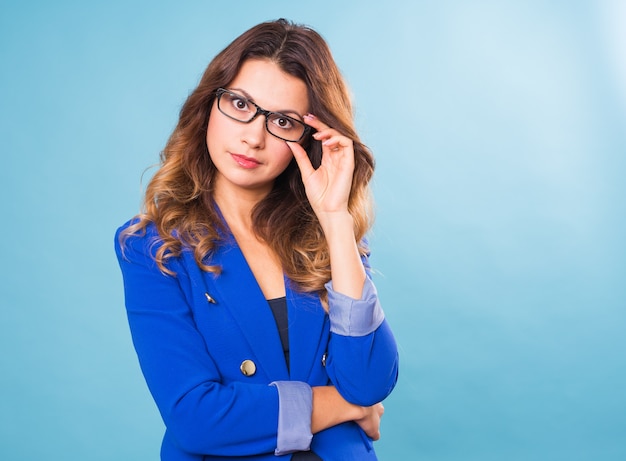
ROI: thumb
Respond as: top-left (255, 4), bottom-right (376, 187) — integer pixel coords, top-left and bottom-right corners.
top-left (286, 141), bottom-right (315, 179)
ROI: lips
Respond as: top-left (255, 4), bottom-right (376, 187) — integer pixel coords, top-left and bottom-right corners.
top-left (231, 153), bottom-right (261, 169)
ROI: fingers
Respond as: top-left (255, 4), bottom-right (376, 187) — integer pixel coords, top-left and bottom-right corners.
top-left (304, 114), bottom-right (353, 152)
top-left (356, 402), bottom-right (385, 441)
top-left (289, 113), bottom-right (355, 214)
top-left (302, 113), bottom-right (327, 131)
top-left (317, 134), bottom-right (352, 152)
top-left (372, 403), bottom-right (384, 440)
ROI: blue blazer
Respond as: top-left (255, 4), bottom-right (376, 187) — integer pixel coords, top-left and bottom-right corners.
top-left (115, 220), bottom-right (398, 461)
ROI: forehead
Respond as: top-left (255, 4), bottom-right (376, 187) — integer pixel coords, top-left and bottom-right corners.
top-left (228, 59), bottom-right (309, 113)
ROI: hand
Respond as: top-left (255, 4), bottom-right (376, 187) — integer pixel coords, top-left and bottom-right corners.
top-left (354, 402), bottom-right (384, 441)
top-left (286, 114), bottom-right (355, 218)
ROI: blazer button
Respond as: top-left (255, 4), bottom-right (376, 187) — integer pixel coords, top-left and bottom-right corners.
top-left (240, 359), bottom-right (256, 377)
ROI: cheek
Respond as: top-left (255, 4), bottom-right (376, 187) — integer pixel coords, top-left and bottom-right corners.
top-left (272, 142), bottom-right (296, 170)
top-left (206, 108), bottom-right (228, 157)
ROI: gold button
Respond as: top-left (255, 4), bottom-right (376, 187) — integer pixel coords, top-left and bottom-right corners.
top-left (240, 359), bottom-right (256, 377)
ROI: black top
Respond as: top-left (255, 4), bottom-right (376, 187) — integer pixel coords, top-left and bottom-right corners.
top-left (267, 296), bottom-right (290, 371)
top-left (266, 296), bottom-right (324, 461)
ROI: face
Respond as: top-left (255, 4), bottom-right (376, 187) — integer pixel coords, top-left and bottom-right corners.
top-left (206, 59), bottom-right (309, 198)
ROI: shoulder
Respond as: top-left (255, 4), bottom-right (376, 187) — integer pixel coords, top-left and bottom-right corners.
top-left (114, 218), bottom-right (170, 271)
top-left (113, 218), bottom-right (209, 281)
top-left (115, 217), bottom-right (160, 252)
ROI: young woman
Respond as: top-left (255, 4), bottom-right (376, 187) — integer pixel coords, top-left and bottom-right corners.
top-left (115, 19), bottom-right (398, 461)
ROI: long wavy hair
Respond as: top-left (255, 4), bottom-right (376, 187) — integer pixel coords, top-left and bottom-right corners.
top-left (122, 19), bottom-right (375, 295)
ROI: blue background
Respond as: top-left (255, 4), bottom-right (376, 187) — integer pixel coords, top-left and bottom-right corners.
top-left (2, 1), bottom-right (625, 459)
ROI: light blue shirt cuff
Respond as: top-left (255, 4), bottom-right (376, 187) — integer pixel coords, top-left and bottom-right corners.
top-left (269, 381), bottom-right (313, 455)
top-left (325, 277), bottom-right (385, 337)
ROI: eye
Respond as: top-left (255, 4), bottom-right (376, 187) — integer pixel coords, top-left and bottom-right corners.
top-left (271, 115), bottom-right (295, 131)
top-left (230, 96), bottom-right (250, 112)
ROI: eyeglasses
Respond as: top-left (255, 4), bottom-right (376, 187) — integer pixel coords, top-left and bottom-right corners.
top-left (215, 88), bottom-right (311, 142)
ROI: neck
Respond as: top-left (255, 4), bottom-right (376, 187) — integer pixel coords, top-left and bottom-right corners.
top-left (213, 178), bottom-right (272, 235)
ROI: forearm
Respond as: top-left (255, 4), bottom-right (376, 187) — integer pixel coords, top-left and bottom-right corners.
top-left (311, 385), bottom-right (364, 433)
top-left (318, 211), bottom-right (365, 300)
top-left (316, 213), bottom-right (399, 406)
top-left (272, 383), bottom-right (367, 455)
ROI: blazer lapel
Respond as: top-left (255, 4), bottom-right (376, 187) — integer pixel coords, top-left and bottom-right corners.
top-left (195, 203), bottom-right (328, 384)
top-left (203, 238), bottom-right (289, 381)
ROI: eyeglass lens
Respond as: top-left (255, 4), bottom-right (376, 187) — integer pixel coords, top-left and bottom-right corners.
top-left (217, 90), bottom-right (307, 142)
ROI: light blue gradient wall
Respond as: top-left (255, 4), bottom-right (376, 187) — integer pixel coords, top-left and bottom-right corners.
top-left (1, 1), bottom-right (625, 460)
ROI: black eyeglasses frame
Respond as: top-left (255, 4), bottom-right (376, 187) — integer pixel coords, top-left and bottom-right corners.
top-left (215, 88), bottom-right (312, 143)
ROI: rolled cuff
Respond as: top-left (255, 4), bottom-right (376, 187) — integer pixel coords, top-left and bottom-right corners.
top-left (325, 277), bottom-right (385, 337)
top-left (269, 381), bottom-right (313, 455)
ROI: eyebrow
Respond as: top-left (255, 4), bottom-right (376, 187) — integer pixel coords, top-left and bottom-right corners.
top-left (228, 87), bottom-right (304, 120)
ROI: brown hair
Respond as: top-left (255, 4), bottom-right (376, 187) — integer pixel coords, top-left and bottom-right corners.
top-left (122, 19), bottom-right (375, 294)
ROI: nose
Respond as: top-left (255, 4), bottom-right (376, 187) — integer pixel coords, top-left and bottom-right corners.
top-left (241, 113), bottom-right (267, 149)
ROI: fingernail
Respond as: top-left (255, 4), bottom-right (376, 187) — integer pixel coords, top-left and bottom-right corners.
top-left (304, 113), bottom-right (316, 120)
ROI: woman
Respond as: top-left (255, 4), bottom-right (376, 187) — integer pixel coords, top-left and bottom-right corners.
top-left (115, 19), bottom-right (398, 461)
